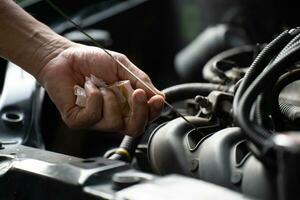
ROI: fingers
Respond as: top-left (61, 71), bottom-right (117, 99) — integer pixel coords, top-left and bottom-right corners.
top-left (148, 94), bottom-right (165, 121)
top-left (85, 88), bottom-right (164, 135)
top-left (92, 88), bottom-right (124, 131)
top-left (123, 89), bottom-right (149, 136)
top-left (60, 49), bottom-right (165, 134)
top-left (84, 81), bottom-right (103, 119)
top-left (64, 85), bottom-right (163, 135)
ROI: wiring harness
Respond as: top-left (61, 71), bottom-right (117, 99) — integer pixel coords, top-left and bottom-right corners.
top-left (234, 28), bottom-right (300, 164)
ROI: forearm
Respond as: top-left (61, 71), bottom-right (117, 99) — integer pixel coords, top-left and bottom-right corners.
top-left (0, 0), bottom-right (72, 77)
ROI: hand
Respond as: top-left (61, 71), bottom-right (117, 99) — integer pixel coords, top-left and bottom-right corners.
top-left (37, 43), bottom-right (165, 136)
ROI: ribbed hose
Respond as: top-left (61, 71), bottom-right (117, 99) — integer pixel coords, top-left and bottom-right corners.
top-left (254, 34), bottom-right (298, 125)
top-left (255, 86), bottom-right (275, 128)
top-left (275, 33), bottom-right (300, 60)
top-left (237, 45), bottom-right (300, 159)
top-left (279, 101), bottom-right (300, 122)
top-left (233, 30), bottom-right (293, 117)
top-left (254, 95), bottom-right (264, 125)
top-left (256, 68), bottom-right (300, 130)
top-left (109, 83), bottom-right (229, 162)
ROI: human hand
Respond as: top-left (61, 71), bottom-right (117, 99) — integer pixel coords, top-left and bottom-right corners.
top-left (37, 43), bottom-right (165, 136)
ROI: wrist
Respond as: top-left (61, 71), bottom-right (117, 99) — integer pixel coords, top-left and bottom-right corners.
top-left (0, 0), bottom-right (73, 77)
top-left (27, 31), bottom-right (74, 78)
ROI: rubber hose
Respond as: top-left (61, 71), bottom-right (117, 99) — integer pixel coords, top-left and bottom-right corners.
top-left (237, 45), bottom-right (300, 159)
top-left (275, 33), bottom-right (300, 60)
top-left (233, 30), bottom-right (294, 117)
top-left (119, 135), bottom-right (140, 156)
top-left (109, 135), bottom-right (142, 161)
top-left (270, 69), bottom-right (300, 127)
top-left (256, 48), bottom-right (300, 129)
top-left (254, 95), bottom-right (264, 125)
top-left (236, 30), bottom-right (298, 137)
top-left (279, 101), bottom-right (300, 122)
top-left (163, 83), bottom-right (230, 103)
top-left (256, 34), bottom-right (300, 125)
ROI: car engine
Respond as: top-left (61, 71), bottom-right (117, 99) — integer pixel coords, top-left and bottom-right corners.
top-left (1, 0), bottom-right (300, 200)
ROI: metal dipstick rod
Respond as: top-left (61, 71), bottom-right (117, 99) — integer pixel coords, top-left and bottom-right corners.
top-left (45, 0), bottom-right (197, 129)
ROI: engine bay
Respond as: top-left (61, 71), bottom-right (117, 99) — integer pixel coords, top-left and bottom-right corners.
top-left (1, 0), bottom-right (300, 199)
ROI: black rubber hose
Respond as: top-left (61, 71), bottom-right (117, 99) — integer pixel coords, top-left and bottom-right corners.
top-left (237, 45), bottom-right (300, 158)
top-left (255, 87), bottom-right (276, 128)
top-left (233, 30), bottom-right (294, 117)
top-left (256, 68), bottom-right (300, 130)
top-left (109, 135), bottom-right (142, 162)
top-left (255, 35), bottom-right (300, 128)
top-left (235, 30), bottom-right (299, 144)
top-left (163, 83), bottom-right (230, 103)
top-left (270, 69), bottom-right (300, 127)
top-left (275, 33), bottom-right (300, 60)
top-left (254, 95), bottom-right (264, 125)
top-left (119, 135), bottom-right (140, 156)
top-left (274, 39), bottom-right (300, 64)
top-left (110, 83), bottom-right (229, 162)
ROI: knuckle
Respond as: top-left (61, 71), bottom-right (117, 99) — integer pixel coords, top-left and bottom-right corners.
top-left (118, 54), bottom-right (128, 63)
top-left (62, 108), bottom-right (81, 129)
top-left (114, 53), bottom-right (128, 64)
top-left (140, 73), bottom-right (151, 83)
